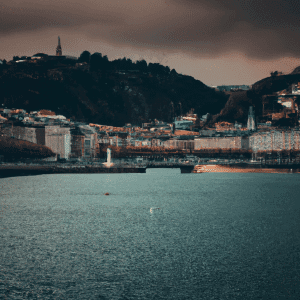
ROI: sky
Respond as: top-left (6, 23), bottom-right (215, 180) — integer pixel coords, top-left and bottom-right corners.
top-left (1, 0), bottom-right (300, 86)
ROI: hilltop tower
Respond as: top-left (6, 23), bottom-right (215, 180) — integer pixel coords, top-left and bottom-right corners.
top-left (247, 106), bottom-right (256, 131)
top-left (56, 36), bottom-right (62, 56)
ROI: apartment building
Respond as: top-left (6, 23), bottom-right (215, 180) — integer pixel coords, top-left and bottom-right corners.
top-left (70, 125), bottom-right (97, 159)
top-left (249, 130), bottom-right (300, 151)
top-left (194, 136), bottom-right (249, 150)
top-left (45, 126), bottom-right (71, 159)
top-left (164, 139), bottom-right (195, 150)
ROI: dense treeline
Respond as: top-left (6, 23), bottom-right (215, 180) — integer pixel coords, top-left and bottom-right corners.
top-left (0, 136), bottom-right (55, 160)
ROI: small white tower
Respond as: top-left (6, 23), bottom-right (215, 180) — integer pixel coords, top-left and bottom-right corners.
top-left (247, 106), bottom-right (256, 131)
top-left (107, 148), bottom-right (112, 166)
top-left (103, 148), bottom-right (113, 167)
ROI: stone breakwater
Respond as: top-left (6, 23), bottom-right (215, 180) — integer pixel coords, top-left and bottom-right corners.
top-left (0, 165), bottom-right (146, 178)
top-left (1, 162), bottom-right (300, 178)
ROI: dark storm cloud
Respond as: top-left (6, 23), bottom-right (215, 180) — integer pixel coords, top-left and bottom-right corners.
top-left (0, 1), bottom-right (124, 34)
top-left (2, 0), bottom-right (300, 59)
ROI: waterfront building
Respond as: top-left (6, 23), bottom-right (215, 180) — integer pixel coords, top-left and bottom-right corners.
top-left (133, 137), bottom-right (152, 147)
top-left (249, 130), bottom-right (300, 151)
top-left (1, 125), bottom-right (45, 145)
top-left (70, 132), bottom-right (85, 159)
top-left (150, 138), bottom-right (164, 147)
top-left (46, 133), bottom-right (71, 159)
top-left (194, 136), bottom-right (249, 150)
top-left (45, 126), bottom-right (71, 159)
top-left (70, 125), bottom-right (97, 159)
top-left (109, 136), bottom-right (126, 147)
top-left (164, 138), bottom-right (195, 150)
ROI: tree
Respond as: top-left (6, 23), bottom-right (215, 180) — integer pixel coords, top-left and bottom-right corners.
top-left (102, 55), bottom-right (110, 71)
top-left (0, 136), bottom-right (55, 160)
top-left (90, 52), bottom-right (102, 71)
top-left (90, 53), bottom-right (111, 72)
top-left (78, 51), bottom-right (91, 63)
top-left (270, 71), bottom-right (283, 77)
top-left (170, 69), bottom-right (177, 76)
top-left (136, 59), bottom-right (147, 72)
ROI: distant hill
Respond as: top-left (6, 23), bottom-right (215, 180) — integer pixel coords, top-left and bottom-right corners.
top-left (290, 66), bottom-right (300, 74)
top-left (216, 85), bottom-right (251, 92)
top-left (211, 91), bottom-right (254, 124)
top-left (0, 54), bottom-right (229, 126)
top-left (211, 72), bottom-right (300, 125)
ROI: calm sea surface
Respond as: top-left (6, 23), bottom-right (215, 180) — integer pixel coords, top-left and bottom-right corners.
top-left (1, 169), bottom-right (300, 300)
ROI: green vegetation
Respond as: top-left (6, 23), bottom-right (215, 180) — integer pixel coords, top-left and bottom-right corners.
top-left (0, 136), bottom-right (55, 160)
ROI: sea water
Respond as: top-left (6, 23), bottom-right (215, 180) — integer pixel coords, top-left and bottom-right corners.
top-left (1, 169), bottom-right (300, 299)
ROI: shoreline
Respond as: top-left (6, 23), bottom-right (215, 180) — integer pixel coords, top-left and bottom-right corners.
top-left (0, 162), bottom-right (300, 178)
top-left (0, 164), bottom-right (147, 178)
top-left (193, 164), bottom-right (300, 173)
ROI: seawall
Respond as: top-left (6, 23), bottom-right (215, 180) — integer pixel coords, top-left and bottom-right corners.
top-left (0, 165), bottom-right (146, 178)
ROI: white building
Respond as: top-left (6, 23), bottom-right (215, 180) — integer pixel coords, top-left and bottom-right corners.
top-left (45, 126), bottom-right (71, 159)
top-left (249, 130), bottom-right (300, 151)
top-left (45, 133), bottom-right (71, 159)
top-left (194, 136), bottom-right (249, 150)
top-left (174, 120), bottom-right (193, 130)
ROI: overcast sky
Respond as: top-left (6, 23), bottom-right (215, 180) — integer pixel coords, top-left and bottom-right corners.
top-left (1, 0), bottom-right (300, 85)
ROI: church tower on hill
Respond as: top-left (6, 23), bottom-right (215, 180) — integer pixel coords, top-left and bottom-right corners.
top-left (56, 36), bottom-right (62, 56)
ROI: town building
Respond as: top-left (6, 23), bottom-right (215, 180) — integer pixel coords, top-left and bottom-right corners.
top-left (164, 138), bottom-right (195, 150)
top-left (45, 126), bottom-right (71, 159)
top-left (249, 130), bottom-right (300, 151)
top-left (194, 136), bottom-right (249, 150)
top-left (70, 125), bottom-right (97, 159)
top-left (1, 124), bottom-right (45, 145)
top-left (174, 119), bottom-right (193, 130)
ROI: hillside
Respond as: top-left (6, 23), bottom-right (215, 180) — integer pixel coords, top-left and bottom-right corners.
top-left (211, 71), bottom-right (300, 125)
top-left (0, 54), bottom-right (229, 126)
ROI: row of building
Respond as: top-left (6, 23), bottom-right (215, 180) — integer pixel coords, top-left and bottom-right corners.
top-left (97, 128), bottom-right (300, 153)
top-left (1, 124), bottom-right (97, 160)
top-left (4, 122), bottom-right (300, 160)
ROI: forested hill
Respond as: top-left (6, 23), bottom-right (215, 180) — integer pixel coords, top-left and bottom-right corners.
top-left (211, 70), bottom-right (300, 125)
top-left (0, 52), bottom-right (228, 126)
